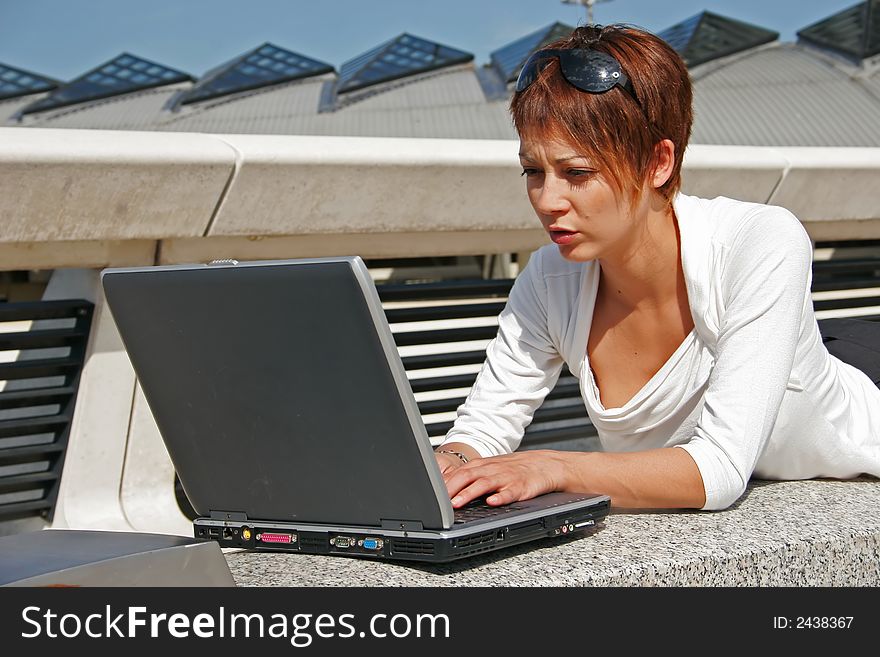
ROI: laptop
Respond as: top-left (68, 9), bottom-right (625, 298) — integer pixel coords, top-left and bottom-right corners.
top-left (101, 256), bottom-right (610, 563)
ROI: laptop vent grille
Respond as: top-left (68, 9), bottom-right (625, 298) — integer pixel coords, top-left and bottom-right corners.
top-left (453, 530), bottom-right (495, 549)
top-left (390, 538), bottom-right (435, 555)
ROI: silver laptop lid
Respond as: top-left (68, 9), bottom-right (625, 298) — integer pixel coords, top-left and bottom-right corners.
top-left (102, 256), bottom-right (454, 530)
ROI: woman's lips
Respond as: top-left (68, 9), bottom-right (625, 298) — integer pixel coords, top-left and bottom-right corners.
top-left (549, 230), bottom-right (577, 245)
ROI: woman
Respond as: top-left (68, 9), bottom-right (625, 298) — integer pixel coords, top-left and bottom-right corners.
top-left (433, 24), bottom-right (880, 511)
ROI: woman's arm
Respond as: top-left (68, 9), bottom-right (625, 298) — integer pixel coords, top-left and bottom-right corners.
top-left (437, 249), bottom-right (566, 459)
top-left (444, 446), bottom-right (706, 508)
top-left (675, 206), bottom-right (813, 509)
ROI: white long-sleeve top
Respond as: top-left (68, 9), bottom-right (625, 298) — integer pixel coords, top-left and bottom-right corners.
top-left (442, 193), bottom-right (880, 510)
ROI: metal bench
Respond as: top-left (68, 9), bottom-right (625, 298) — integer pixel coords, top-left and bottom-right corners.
top-left (0, 299), bottom-right (94, 534)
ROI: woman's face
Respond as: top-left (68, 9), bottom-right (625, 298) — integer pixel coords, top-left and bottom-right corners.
top-left (519, 134), bottom-right (648, 263)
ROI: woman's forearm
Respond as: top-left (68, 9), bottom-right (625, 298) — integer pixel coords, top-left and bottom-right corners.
top-left (564, 447), bottom-right (707, 509)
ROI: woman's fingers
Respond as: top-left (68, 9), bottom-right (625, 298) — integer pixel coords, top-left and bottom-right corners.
top-left (443, 452), bottom-right (558, 507)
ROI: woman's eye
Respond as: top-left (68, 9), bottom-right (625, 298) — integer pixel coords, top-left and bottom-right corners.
top-left (566, 169), bottom-right (594, 178)
top-left (520, 168), bottom-right (540, 177)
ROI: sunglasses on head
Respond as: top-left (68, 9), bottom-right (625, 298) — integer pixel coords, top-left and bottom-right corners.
top-left (515, 48), bottom-right (643, 110)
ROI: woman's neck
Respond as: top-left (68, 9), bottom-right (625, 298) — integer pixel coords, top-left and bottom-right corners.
top-left (597, 202), bottom-right (683, 312)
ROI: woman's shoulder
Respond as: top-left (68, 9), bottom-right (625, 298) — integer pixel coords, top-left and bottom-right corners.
top-left (677, 193), bottom-right (810, 251)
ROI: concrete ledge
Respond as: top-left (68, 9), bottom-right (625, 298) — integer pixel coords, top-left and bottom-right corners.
top-left (3, 129), bottom-right (880, 272)
top-left (0, 127), bottom-right (235, 242)
top-left (225, 477), bottom-right (880, 586)
top-left (769, 147), bottom-right (880, 222)
top-left (209, 135), bottom-right (537, 236)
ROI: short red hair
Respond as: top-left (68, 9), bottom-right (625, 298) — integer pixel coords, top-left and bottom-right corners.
top-left (510, 24), bottom-right (693, 204)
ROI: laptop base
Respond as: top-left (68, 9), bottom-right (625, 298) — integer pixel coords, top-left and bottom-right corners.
top-left (194, 497), bottom-right (610, 563)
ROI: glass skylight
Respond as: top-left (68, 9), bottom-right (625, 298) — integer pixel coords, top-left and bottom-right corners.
top-left (338, 33), bottom-right (473, 93)
top-left (0, 63), bottom-right (58, 101)
top-left (21, 53), bottom-right (192, 115)
top-left (179, 43), bottom-right (334, 105)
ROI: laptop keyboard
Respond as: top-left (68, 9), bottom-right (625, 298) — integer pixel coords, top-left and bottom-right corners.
top-left (453, 498), bottom-right (526, 524)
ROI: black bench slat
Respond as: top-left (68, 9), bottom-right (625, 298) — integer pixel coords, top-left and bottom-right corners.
top-left (812, 258), bottom-right (880, 275)
top-left (0, 499), bottom-right (53, 521)
top-left (0, 386), bottom-right (76, 411)
top-left (393, 325), bottom-right (498, 347)
top-left (0, 415), bottom-right (71, 439)
top-left (0, 328), bottom-right (89, 351)
top-left (0, 471), bottom-right (59, 491)
top-left (378, 279), bottom-right (514, 302)
top-left (401, 350), bottom-right (487, 371)
top-left (408, 373), bottom-right (477, 394)
top-left (813, 296), bottom-right (880, 312)
top-left (385, 302), bottom-right (507, 324)
top-left (0, 444), bottom-right (65, 460)
top-left (811, 278), bottom-right (880, 292)
top-left (0, 357), bottom-right (81, 381)
top-left (0, 300), bottom-right (93, 323)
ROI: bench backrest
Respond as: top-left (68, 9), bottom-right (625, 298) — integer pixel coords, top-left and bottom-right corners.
top-left (0, 300), bottom-right (94, 530)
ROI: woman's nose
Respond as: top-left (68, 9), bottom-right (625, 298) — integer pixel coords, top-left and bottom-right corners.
top-left (533, 175), bottom-right (570, 216)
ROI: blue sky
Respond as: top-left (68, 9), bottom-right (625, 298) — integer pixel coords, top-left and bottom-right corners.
top-left (0, 0), bottom-right (861, 80)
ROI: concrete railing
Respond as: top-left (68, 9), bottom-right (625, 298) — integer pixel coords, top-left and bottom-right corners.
top-left (3, 127), bottom-right (880, 273)
top-left (1, 127), bottom-right (879, 543)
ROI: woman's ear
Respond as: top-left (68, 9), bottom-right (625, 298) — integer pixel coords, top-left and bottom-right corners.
top-left (651, 139), bottom-right (676, 189)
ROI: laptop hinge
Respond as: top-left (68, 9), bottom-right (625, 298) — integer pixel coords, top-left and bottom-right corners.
top-left (380, 519), bottom-right (424, 531)
top-left (209, 511), bottom-right (249, 521)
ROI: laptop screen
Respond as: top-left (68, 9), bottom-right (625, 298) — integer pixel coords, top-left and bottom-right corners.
top-left (102, 257), bottom-right (450, 529)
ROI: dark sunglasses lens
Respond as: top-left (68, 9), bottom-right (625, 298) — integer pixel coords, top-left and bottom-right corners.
top-left (558, 50), bottom-right (622, 93)
top-left (515, 52), bottom-right (557, 92)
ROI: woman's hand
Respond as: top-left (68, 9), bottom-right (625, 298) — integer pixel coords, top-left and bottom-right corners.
top-left (442, 450), bottom-right (574, 508)
top-left (434, 451), bottom-right (469, 476)
top-left (433, 443), bottom-right (482, 477)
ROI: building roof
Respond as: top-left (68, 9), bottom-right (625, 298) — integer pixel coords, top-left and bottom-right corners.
top-left (797, 0), bottom-right (880, 62)
top-left (659, 11), bottom-right (779, 67)
top-left (6, 8), bottom-right (880, 147)
top-left (689, 42), bottom-right (880, 147)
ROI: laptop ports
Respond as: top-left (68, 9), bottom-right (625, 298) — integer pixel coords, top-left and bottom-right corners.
top-left (257, 532), bottom-right (297, 545)
top-left (332, 536), bottom-right (353, 549)
top-left (359, 538), bottom-right (383, 551)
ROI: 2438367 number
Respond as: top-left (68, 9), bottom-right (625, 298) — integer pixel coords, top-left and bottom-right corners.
top-left (774, 616), bottom-right (854, 629)
top-left (795, 617), bottom-right (853, 629)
